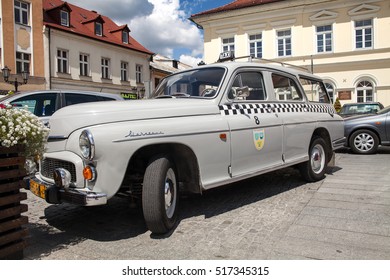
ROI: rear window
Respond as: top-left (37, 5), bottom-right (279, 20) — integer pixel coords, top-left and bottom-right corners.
top-left (299, 77), bottom-right (330, 103)
top-left (340, 104), bottom-right (382, 115)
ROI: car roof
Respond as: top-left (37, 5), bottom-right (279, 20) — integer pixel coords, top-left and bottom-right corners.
top-left (0, 90), bottom-right (124, 102)
top-left (181, 61), bottom-right (322, 80)
top-left (342, 102), bottom-right (382, 106)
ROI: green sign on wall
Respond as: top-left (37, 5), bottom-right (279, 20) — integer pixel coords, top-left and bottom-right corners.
top-left (121, 92), bottom-right (138, 100)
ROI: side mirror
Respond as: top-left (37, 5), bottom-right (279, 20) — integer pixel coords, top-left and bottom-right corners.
top-left (236, 86), bottom-right (250, 98)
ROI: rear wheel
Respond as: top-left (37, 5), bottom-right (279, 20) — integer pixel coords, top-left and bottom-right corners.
top-left (142, 155), bottom-right (179, 234)
top-left (349, 129), bottom-right (378, 154)
top-left (299, 137), bottom-right (329, 182)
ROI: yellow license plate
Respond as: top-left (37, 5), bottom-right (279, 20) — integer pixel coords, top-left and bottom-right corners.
top-left (30, 180), bottom-right (47, 199)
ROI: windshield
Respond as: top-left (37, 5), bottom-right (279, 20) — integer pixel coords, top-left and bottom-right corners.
top-left (340, 103), bottom-right (382, 115)
top-left (152, 67), bottom-right (226, 99)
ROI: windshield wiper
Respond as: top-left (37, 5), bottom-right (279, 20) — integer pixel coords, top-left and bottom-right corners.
top-left (155, 93), bottom-right (191, 98)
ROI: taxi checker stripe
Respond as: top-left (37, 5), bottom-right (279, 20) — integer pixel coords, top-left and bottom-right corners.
top-left (219, 103), bottom-right (335, 116)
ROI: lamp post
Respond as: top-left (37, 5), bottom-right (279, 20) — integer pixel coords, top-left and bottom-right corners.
top-left (2, 66), bottom-right (29, 92)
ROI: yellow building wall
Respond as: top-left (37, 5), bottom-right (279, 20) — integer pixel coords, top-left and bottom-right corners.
top-left (1, 0), bottom-right (45, 92)
top-left (194, 0), bottom-right (390, 106)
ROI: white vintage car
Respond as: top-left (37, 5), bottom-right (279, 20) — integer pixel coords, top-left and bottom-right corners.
top-left (29, 58), bottom-right (345, 234)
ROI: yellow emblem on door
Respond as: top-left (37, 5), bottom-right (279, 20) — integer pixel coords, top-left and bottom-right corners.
top-left (253, 129), bottom-right (265, 151)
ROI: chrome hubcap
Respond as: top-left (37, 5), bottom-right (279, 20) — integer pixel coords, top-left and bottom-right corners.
top-left (354, 133), bottom-right (374, 152)
top-left (311, 144), bottom-right (325, 174)
top-left (164, 168), bottom-right (176, 219)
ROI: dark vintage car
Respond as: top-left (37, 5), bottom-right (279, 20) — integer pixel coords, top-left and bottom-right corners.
top-left (344, 105), bottom-right (390, 154)
top-left (339, 102), bottom-right (384, 118)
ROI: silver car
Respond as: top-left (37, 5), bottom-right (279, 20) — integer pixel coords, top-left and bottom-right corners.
top-left (344, 105), bottom-right (390, 154)
top-left (0, 90), bottom-right (124, 126)
top-left (28, 58), bottom-right (345, 235)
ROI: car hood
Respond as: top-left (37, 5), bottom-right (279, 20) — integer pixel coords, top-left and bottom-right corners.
top-left (49, 99), bottom-right (219, 137)
top-left (344, 113), bottom-right (377, 122)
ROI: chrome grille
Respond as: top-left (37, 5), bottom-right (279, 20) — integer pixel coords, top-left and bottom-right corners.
top-left (41, 158), bottom-right (77, 182)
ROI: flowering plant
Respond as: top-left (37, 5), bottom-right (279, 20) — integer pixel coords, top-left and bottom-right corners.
top-left (0, 104), bottom-right (49, 158)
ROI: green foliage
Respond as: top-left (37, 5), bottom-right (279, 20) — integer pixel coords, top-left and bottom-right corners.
top-left (334, 97), bottom-right (341, 113)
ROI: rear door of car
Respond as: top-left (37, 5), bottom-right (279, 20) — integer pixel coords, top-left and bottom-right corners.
top-left (62, 92), bottom-right (100, 107)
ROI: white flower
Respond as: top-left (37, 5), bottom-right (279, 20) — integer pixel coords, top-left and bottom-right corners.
top-left (1, 106), bottom-right (49, 157)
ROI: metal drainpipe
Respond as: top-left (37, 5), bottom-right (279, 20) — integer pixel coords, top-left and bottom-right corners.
top-left (48, 26), bottom-right (52, 89)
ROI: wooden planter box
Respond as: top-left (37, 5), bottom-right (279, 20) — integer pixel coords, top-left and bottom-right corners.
top-left (0, 145), bottom-right (28, 260)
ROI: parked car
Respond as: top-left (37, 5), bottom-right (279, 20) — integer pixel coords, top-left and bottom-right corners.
top-left (28, 54), bottom-right (345, 234)
top-left (0, 90), bottom-right (124, 126)
top-left (344, 105), bottom-right (390, 154)
top-left (338, 102), bottom-right (384, 118)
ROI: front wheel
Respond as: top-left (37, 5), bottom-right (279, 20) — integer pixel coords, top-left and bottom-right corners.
top-left (349, 129), bottom-right (379, 154)
top-left (299, 137), bottom-right (329, 182)
top-left (142, 155), bottom-right (179, 234)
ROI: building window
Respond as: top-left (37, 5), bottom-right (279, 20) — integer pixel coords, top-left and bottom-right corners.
top-left (121, 62), bottom-right (128, 81)
top-left (356, 80), bottom-right (374, 103)
top-left (79, 54), bottom-right (89, 76)
top-left (101, 58), bottom-right (110, 79)
top-left (60, 10), bottom-right (69, 26)
top-left (277, 29), bottom-right (292, 57)
top-left (57, 49), bottom-right (68, 73)
top-left (355, 19), bottom-right (372, 49)
top-left (222, 37), bottom-right (235, 55)
top-left (95, 22), bottom-right (103, 36)
top-left (249, 34), bottom-right (262, 58)
top-left (316, 25), bottom-right (332, 53)
top-left (14, 0), bottom-right (29, 25)
top-left (16, 52), bottom-right (30, 73)
top-left (136, 64), bottom-right (142, 83)
top-left (122, 31), bottom-right (128, 44)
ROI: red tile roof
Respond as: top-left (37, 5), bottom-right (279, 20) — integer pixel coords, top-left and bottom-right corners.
top-left (191, 0), bottom-right (286, 17)
top-left (43, 0), bottom-right (153, 55)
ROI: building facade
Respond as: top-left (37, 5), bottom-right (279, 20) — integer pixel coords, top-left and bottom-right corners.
top-left (191, 0), bottom-right (390, 106)
top-left (0, 0), bottom-right (46, 93)
top-left (42, 0), bottom-right (153, 98)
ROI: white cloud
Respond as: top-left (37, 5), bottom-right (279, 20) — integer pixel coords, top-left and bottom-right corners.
top-left (179, 54), bottom-right (203, 67)
top-left (67, 0), bottom-right (203, 62)
top-left (130, 0), bottom-right (203, 59)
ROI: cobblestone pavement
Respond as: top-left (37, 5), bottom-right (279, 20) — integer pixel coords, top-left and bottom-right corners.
top-left (23, 147), bottom-right (390, 260)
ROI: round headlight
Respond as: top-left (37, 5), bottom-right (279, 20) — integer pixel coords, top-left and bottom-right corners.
top-left (79, 130), bottom-right (95, 160)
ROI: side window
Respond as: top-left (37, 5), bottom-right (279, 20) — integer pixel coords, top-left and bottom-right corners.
top-left (10, 93), bottom-right (57, 117)
top-left (299, 77), bottom-right (330, 103)
top-left (229, 72), bottom-right (266, 101)
top-left (271, 74), bottom-right (302, 101)
top-left (64, 93), bottom-right (99, 106)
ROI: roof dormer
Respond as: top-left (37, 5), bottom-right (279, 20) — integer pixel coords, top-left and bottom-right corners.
top-left (82, 14), bottom-right (105, 36)
top-left (44, 1), bottom-right (72, 27)
top-left (109, 24), bottom-right (131, 44)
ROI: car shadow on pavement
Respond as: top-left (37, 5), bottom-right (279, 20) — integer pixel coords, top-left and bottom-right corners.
top-left (179, 167), bottom-right (307, 221)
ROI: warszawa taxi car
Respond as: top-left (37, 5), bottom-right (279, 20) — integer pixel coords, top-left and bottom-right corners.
top-left (29, 53), bottom-right (345, 234)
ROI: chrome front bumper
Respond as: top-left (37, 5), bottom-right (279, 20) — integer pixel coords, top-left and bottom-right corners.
top-left (29, 176), bottom-right (107, 206)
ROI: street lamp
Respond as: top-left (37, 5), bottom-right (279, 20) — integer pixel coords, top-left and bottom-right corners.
top-left (2, 66), bottom-right (29, 92)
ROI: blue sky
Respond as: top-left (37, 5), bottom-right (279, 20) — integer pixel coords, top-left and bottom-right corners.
top-left (67, 0), bottom-right (232, 66)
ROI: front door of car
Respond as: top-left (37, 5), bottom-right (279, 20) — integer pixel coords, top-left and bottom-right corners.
top-left (221, 71), bottom-right (283, 177)
top-left (9, 92), bottom-right (58, 126)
